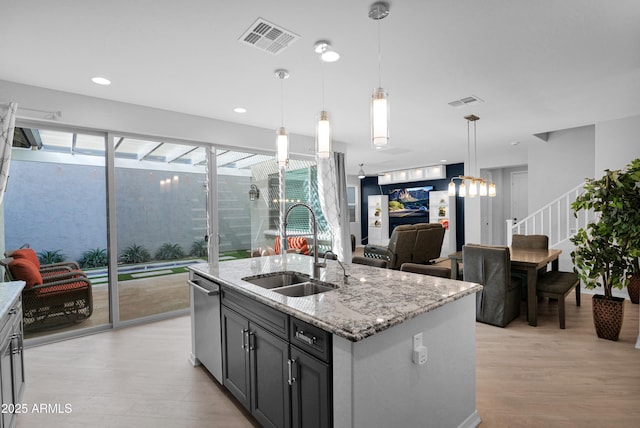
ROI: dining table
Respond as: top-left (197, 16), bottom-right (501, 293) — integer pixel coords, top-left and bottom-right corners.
top-left (448, 247), bottom-right (562, 326)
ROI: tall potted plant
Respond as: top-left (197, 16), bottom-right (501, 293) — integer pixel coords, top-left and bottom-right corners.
top-left (571, 158), bottom-right (640, 340)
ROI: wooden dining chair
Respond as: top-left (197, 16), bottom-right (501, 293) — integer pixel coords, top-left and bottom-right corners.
top-left (511, 234), bottom-right (549, 250)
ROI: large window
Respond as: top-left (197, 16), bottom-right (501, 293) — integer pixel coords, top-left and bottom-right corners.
top-left (5, 126), bottom-right (110, 340)
top-left (3, 124), bottom-right (321, 342)
top-left (113, 136), bottom-right (207, 322)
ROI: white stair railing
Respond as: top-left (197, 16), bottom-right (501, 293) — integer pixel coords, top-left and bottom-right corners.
top-left (506, 183), bottom-right (595, 248)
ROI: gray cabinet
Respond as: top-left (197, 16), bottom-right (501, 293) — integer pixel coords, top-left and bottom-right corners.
top-left (290, 346), bottom-right (330, 428)
top-left (221, 287), bottom-right (332, 428)
top-left (221, 304), bottom-right (290, 428)
top-left (221, 306), bottom-right (250, 408)
top-left (0, 294), bottom-right (25, 428)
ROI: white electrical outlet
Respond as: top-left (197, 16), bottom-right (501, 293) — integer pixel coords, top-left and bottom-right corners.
top-left (413, 332), bottom-right (423, 349)
top-left (412, 333), bottom-right (426, 365)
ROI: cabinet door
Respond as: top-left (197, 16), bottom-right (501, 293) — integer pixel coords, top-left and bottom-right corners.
top-left (11, 316), bottom-right (25, 403)
top-left (290, 346), bottom-right (331, 428)
top-left (250, 323), bottom-right (290, 428)
top-left (221, 306), bottom-right (250, 410)
top-left (1, 330), bottom-right (13, 428)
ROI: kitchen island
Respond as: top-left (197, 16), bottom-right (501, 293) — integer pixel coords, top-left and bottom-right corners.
top-left (189, 254), bottom-right (482, 428)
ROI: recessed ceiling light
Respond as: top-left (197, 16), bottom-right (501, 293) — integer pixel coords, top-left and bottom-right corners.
top-left (233, 107), bottom-right (247, 113)
top-left (440, 159), bottom-right (447, 163)
top-left (91, 77), bottom-right (111, 85)
top-left (510, 141), bottom-right (520, 146)
top-left (314, 40), bottom-right (340, 62)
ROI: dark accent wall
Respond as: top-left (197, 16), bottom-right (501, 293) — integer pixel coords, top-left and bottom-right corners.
top-left (360, 163), bottom-right (465, 251)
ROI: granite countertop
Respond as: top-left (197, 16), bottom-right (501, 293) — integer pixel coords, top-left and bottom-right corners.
top-left (190, 254), bottom-right (482, 342)
top-left (0, 281), bottom-right (25, 317)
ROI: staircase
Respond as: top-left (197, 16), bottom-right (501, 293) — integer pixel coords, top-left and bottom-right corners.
top-left (506, 183), bottom-right (595, 248)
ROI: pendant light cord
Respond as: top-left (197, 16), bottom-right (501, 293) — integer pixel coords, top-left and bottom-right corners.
top-left (321, 59), bottom-right (326, 110)
top-left (280, 77), bottom-right (284, 128)
top-left (467, 119), bottom-right (471, 176)
top-left (474, 120), bottom-right (478, 176)
top-left (377, 16), bottom-right (382, 87)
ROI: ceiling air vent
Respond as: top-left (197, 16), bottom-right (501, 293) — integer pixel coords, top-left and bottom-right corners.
top-left (239, 18), bottom-right (300, 55)
top-left (448, 95), bottom-right (484, 108)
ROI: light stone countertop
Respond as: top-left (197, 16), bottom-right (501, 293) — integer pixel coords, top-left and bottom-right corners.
top-left (0, 281), bottom-right (25, 317)
top-left (189, 254), bottom-right (482, 342)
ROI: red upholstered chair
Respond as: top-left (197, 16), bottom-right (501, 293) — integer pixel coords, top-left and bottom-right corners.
top-left (273, 236), bottom-right (310, 256)
top-left (2, 255), bottom-right (93, 331)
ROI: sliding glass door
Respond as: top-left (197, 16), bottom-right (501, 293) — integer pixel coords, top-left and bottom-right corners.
top-left (113, 136), bottom-right (207, 322)
top-left (5, 125), bottom-right (110, 340)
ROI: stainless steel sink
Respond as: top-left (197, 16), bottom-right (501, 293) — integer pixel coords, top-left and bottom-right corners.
top-left (273, 281), bottom-right (338, 297)
top-left (241, 271), bottom-right (339, 296)
top-left (242, 271), bottom-right (311, 289)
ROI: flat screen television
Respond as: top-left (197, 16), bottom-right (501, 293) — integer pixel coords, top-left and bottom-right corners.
top-left (387, 186), bottom-right (433, 217)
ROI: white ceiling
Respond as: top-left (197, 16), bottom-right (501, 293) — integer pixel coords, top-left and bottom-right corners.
top-left (2, 0), bottom-right (639, 176)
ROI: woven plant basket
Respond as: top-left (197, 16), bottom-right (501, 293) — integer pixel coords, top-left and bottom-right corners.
top-left (627, 273), bottom-right (640, 304)
top-left (592, 295), bottom-right (625, 341)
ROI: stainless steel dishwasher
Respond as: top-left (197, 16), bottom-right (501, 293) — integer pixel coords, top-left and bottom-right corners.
top-left (189, 271), bottom-right (222, 383)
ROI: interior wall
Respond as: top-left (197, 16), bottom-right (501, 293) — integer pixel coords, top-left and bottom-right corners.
top-left (480, 165), bottom-right (528, 246)
top-left (594, 114), bottom-right (640, 174)
top-left (359, 164), bottom-right (465, 250)
top-left (527, 125), bottom-right (595, 213)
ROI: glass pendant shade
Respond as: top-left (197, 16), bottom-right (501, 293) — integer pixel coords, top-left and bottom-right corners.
top-left (458, 181), bottom-right (466, 198)
top-left (448, 181), bottom-right (456, 197)
top-left (316, 110), bottom-right (331, 159)
top-left (479, 180), bottom-right (488, 196)
top-left (371, 88), bottom-right (389, 149)
top-left (276, 127), bottom-right (289, 168)
top-left (488, 182), bottom-right (497, 197)
top-left (468, 179), bottom-right (478, 198)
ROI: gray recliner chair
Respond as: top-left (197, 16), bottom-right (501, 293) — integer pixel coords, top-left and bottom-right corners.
top-left (363, 225), bottom-right (417, 270)
top-left (463, 244), bottom-right (522, 327)
top-left (411, 223), bottom-right (445, 264)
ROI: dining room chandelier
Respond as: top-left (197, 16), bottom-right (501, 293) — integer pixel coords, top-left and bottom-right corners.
top-left (448, 114), bottom-right (497, 198)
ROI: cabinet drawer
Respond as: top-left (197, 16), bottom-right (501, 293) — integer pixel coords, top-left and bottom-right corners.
top-left (290, 317), bottom-right (331, 363)
top-left (221, 287), bottom-right (288, 340)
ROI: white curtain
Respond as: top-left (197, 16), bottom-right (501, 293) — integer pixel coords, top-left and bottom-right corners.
top-left (317, 151), bottom-right (352, 261)
top-left (0, 102), bottom-right (18, 206)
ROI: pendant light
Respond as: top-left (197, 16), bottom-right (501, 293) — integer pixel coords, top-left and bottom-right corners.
top-left (358, 163), bottom-right (366, 179)
top-left (275, 69), bottom-right (290, 168)
top-left (447, 115), bottom-right (497, 198)
top-left (369, 2), bottom-right (390, 150)
top-left (314, 40), bottom-right (338, 159)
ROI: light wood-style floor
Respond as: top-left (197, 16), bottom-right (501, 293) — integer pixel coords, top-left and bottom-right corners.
top-left (17, 290), bottom-right (640, 427)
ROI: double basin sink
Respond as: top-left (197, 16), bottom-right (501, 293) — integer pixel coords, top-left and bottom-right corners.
top-left (241, 271), bottom-right (339, 297)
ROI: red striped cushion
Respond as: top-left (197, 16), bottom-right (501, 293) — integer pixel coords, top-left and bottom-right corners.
top-left (34, 281), bottom-right (89, 297)
top-left (274, 237), bottom-right (309, 255)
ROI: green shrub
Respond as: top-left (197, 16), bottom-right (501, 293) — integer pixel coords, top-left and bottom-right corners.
top-left (190, 239), bottom-right (207, 258)
top-left (79, 248), bottom-right (108, 269)
top-left (38, 249), bottom-right (66, 265)
top-left (155, 243), bottom-right (185, 260)
top-left (120, 244), bottom-right (151, 264)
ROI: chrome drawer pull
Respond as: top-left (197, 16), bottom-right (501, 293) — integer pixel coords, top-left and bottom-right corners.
top-left (287, 359), bottom-right (297, 385)
top-left (188, 280), bottom-right (220, 296)
top-left (241, 328), bottom-right (249, 350)
top-left (295, 330), bottom-right (317, 345)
